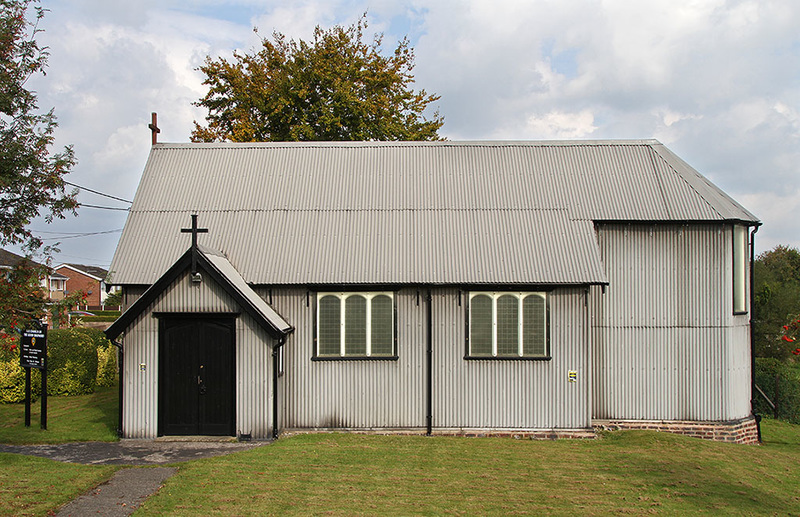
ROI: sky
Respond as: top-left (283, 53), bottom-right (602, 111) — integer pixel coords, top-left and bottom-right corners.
top-left (11, 0), bottom-right (800, 269)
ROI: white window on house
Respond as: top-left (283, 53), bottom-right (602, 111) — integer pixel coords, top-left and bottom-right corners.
top-left (315, 292), bottom-right (396, 359)
top-left (733, 225), bottom-right (748, 314)
top-left (467, 292), bottom-right (549, 359)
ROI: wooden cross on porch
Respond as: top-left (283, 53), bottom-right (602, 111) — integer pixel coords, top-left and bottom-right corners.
top-left (181, 214), bottom-right (208, 275)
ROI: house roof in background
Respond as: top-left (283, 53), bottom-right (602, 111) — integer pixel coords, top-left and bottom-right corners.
top-left (0, 249), bottom-right (30, 268)
top-left (55, 263), bottom-right (109, 281)
top-left (109, 140), bottom-right (759, 286)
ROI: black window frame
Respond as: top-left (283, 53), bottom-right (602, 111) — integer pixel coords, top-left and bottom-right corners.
top-left (465, 290), bottom-right (551, 360)
top-left (732, 225), bottom-right (748, 315)
top-left (312, 291), bottom-right (399, 361)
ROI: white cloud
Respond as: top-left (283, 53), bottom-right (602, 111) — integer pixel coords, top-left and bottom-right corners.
top-left (13, 0), bottom-right (800, 265)
top-left (520, 110), bottom-right (597, 140)
top-left (738, 189), bottom-right (800, 252)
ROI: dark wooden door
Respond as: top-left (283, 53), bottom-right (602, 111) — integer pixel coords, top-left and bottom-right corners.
top-left (159, 316), bottom-right (235, 436)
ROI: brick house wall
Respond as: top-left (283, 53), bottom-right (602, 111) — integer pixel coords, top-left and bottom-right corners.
top-left (54, 265), bottom-right (103, 307)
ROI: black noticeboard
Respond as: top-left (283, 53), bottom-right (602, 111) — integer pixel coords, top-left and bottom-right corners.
top-left (20, 327), bottom-right (47, 370)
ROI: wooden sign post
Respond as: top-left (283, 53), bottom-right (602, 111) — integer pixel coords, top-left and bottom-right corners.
top-left (20, 323), bottom-right (47, 430)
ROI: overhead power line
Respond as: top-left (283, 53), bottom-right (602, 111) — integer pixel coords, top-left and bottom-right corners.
top-left (38, 229), bottom-right (123, 241)
top-left (79, 204), bottom-right (130, 211)
top-left (64, 180), bottom-right (133, 204)
top-left (34, 229), bottom-right (123, 236)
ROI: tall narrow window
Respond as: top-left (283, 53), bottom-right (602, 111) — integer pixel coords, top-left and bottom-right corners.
top-left (370, 295), bottom-right (394, 356)
top-left (345, 295), bottom-right (367, 355)
top-left (469, 294), bottom-right (493, 357)
top-left (468, 292), bottom-right (548, 358)
top-left (318, 295), bottom-right (341, 356)
top-left (733, 226), bottom-right (748, 314)
top-left (316, 292), bottom-right (396, 358)
top-left (496, 295), bottom-right (519, 356)
top-left (523, 295), bottom-right (547, 356)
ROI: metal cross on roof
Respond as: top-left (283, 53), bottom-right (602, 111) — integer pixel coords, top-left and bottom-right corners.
top-left (181, 214), bottom-right (208, 275)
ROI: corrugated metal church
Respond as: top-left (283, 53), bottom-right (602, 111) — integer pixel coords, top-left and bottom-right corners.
top-left (105, 140), bottom-right (761, 443)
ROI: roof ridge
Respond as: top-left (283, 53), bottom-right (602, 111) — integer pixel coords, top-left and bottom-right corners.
top-left (152, 139), bottom-right (662, 150)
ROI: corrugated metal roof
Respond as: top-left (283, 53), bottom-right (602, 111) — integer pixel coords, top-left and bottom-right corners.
top-left (109, 140), bottom-right (758, 286)
top-left (201, 246), bottom-right (293, 334)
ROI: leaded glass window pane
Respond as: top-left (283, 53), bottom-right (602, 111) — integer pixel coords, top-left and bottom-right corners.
top-left (523, 295), bottom-right (546, 357)
top-left (733, 226), bottom-right (747, 313)
top-left (318, 295), bottom-right (341, 356)
top-left (496, 294), bottom-right (519, 356)
top-left (345, 295), bottom-right (367, 356)
top-left (371, 295), bottom-right (394, 356)
top-left (470, 295), bottom-right (493, 356)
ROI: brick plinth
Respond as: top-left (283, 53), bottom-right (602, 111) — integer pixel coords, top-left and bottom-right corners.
top-left (593, 416), bottom-right (760, 444)
top-left (282, 428), bottom-right (597, 440)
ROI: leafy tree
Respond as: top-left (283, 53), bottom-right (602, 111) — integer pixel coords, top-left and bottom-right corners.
top-left (0, 0), bottom-right (77, 330)
top-left (103, 289), bottom-right (122, 308)
top-left (192, 15), bottom-right (443, 142)
top-left (754, 245), bottom-right (800, 359)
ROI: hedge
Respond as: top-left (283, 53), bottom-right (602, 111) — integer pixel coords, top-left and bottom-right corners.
top-left (754, 357), bottom-right (800, 424)
top-left (0, 335), bottom-right (41, 403)
top-left (0, 328), bottom-right (117, 403)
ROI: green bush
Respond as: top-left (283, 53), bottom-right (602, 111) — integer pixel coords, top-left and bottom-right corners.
top-left (1, 329), bottom-right (117, 402)
top-left (68, 327), bottom-right (117, 388)
top-left (82, 315), bottom-right (119, 322)
top-left (47, 329), bottom-right (98, 396)
top-left (87, 311), bottom-right (121, 317)
top-left (0, 335), bottom-right (41, 403)
top-left (754, 358), bottom-right (800, 424)
top-left (96, 342), bottom-right (118, 388)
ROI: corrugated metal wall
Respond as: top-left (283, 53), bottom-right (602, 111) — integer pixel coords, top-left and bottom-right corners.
top-left (592, 224), bottom-right (751, 421)
top-left (271, 288), bottom-right (426, 429)
top-left (120, 271), bottom-right (275, 438)
top-left (432, 288), bottom-right (590, 430)
top-left (271, 287), bottom-right (590, 431)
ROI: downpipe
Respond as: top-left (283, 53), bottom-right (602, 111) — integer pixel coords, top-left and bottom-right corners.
top-left (111, 339), bottom-right (124, 438)
top-left (749, 225), bottom-right (761, 442)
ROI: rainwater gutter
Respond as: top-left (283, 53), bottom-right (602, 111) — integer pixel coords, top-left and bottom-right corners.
top-left (749, 225), bottom-right (761, 442)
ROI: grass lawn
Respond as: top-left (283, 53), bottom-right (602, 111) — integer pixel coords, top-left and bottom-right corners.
top-left (0, 387), bottom-right (121, 516)
top-left (0, 386), bottom-right (119, 444)
top-left (137, 420), bottom-right (800, 516)
top-left (1, 387), bottom-right (799, 515)
top-left (0, 454), bottom-right (117, 517)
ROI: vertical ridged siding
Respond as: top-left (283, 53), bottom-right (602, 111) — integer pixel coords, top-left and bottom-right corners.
top-left (120, 271), bottom-right (275, 438)
top-left (592, 224), bottom-right (751, 421)
top-left (271, 287), bottom-right (589, 431)
top-left (432, 288), bottom-right (590, 430)
top-left (272, 288), bottom-right (426, 429)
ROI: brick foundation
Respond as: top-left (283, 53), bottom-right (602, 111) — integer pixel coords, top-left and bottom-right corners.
top-left (282, 428), bottom-right (597, 440)
top-left (592, 416), bottom-right (760, 444)
top-left (283, 418), bottom-right (760, 444)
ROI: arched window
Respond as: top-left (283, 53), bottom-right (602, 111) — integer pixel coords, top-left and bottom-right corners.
top-left (468, 292), bottom-right (549, 358)
top-left (316, 292), bottom-right (396, 358)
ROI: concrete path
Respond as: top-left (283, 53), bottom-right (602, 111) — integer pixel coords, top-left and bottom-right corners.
top-left (0, 439), bottom-right (266, 465)
top-left (56, 467), bottom-right (176, 517)
top-left (0, 439), bottom-right (269, 515)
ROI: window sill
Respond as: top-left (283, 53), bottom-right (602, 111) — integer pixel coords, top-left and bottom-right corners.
top-left (464, 356), bottom-right (552, 361)
top-left (312, 356), bottom-right (399, 362)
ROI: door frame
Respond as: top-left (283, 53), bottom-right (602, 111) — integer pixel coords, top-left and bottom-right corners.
top-left (156, 312), bottom-right (237, 436)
